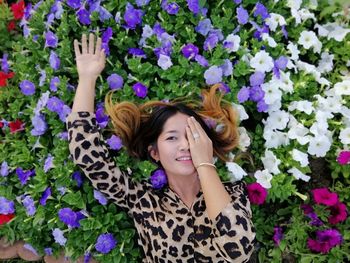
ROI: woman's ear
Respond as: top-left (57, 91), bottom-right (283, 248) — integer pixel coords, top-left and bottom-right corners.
top-left (148, 145), bottom-right (159, 162)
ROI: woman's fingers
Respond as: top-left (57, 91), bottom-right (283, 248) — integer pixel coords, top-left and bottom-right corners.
top-left (95, 37), bottom-right (102, 56)
top-left (73, 39), bottom-right (80, 58)
top-left (81, 34), bottom-right (88, 54)
top-left (88, 33), bottom-right (95, 54)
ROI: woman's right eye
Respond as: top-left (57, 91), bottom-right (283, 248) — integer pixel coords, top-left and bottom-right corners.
top-left (166, 136), bottom-right (176, 141)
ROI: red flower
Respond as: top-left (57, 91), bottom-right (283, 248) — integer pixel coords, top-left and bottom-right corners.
top-left (0, 71), bottom-right (15, 87)
top-left (0, 121), bottom-right (3, 128)
top-left (9, 119), bottom-right (24, 133)
top-left (312, 188), bottom-right (338, 206)
top-left (0, 214), bottom-right (15, 225)
top-left (7, 20), bottom-right (16, 32)
top-left (247, 182), bottom-right (268, 205)
top-left (10, 0), bottom-right (25, 20)
top-left (328, 202), bottom-right (348, 225)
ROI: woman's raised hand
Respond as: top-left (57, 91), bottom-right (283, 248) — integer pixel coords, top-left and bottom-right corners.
top-left (74, 33), bottom-right (106, 80)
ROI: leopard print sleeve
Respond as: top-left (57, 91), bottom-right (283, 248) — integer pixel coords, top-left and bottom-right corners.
top-left (211, 181), bottom-right (256, 262)
top-left (66, 111), bottom-right (146, 211)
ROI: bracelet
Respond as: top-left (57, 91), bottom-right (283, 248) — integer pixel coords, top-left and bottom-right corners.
top-left (196, 162), bottom-right (216, 169)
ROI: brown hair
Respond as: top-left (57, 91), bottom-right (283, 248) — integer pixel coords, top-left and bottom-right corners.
top-left (105, 84), bottom-right (239, 162)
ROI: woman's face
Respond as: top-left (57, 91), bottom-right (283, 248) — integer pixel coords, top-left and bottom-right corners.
top-left (150, 112), bottom-right (197, 179)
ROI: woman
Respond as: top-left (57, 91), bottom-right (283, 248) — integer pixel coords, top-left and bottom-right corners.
top-left (67, 33), bottom-right (255, 262)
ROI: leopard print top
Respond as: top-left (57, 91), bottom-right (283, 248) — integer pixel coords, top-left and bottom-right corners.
top-left (66, 112), bottom-right (256, 263)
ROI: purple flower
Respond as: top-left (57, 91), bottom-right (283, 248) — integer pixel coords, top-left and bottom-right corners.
top-left (49, 51), bottom-right (60, 71)
top-left (233, 0), bottom-right (242, 4)
top-left (94, 190), bottom-right (108, 205)
top-left (23, 244), bottom-right (39, 256)
top-left (237, 86), bottom-right (250, 103)
top-left (158, 54), bottom-right (173, 70)
top-left (20, 80), bottom-right (36, 96)
top-left (40, 187), bottom-right (51, 206)
top-left (44, 154), bottom-right (54, 172)
top-left (187, 0), bottom-right (199, 14)
top-left (84, 252), bottom-right (91, 263)
top-left (95, 233), bottom-right (117, 254)
top-left (57, 131), bottom-right (68, 140)
top-left (24, 3), bottom-right (33, 20)
top-left (102, 27), bottom-right (113, 43)
top-left (273, 226), bottom-right (283, 246)
top-left (107, 74), bottom-right (124, 90)
top-left (58, 208), bottom-right (84, 228)
top-left (237, 6), bottom-right (249, 25)
top-left (107, 135), bottom-right (123, 150)
top-left (44, 248), bottom-right (53, 255)
top-left (204, 66), bottom-right (223, 85)
top-left (182, 43), bottom-right (198, 59)
top-left (1, 53), bottom-right (9, 73)
top-left (308, 212), bottom-right (324, 226)
top-left (0, 197), bottom-right (15, 214)
top-left (124, 3), bottom-right (143, 29)
top-left (203, 31), bottom-right (220, 51)
top-left (47, 96), bottom-right (64, 113)
top-left (98, 6), bottom-right (112, 21)
top-left (133, 82), bottom-right (148, 98)
top-left (281, 25), bottom-right (288, 39)
top-left (16, 167), bottom-right (35, 185)
top-left (37, 67), bottom-right (46, 86)
top-left (45, 31), bottom-right (58, 48)
top-left (136, 0), bottom-right (150, 6)
top-left (150, 169), bottom-right (168, 189)
top-left (1, 161), bottom-right (9, 177)
top-left (88, 0), bottom-right (100, 12)
top-left (195, 19), bottom-right (212, 36)
top-left (257, 99), bottom-right (268, 112)
top-left (31, 114), bottom-right (48, 136)
top-left (57, 187), bottom-right (66, 195)
top-left (194, 54), bottom-right (209, 67)
top-left (58, 105), bottom-right (71, 122)
top-left (77, 8), bottom-right (91, 25)
top-left (45, 13), bottom-right (55, 28)
top-left (220, 59), bottom-right (233, 77)
top-left (249, 86), bottom-right (265, 102)
top-left (50, 76), bottom-right (60, 92)
top-left (66, 0), bottom-right (81, 9)
top-left (72, 171), bottom-right (83, 187)
top-left (95, 106), bottom-right (109, 128)
top-left (128, 48), bottom-right (147, 58)
top-left (52, 228), bottom-right (67, 246)
top-left (254, 3), bottom-right (269, 19)
top-left (250, 71), bottom-right (265, 86)
top-left (164, 2), bottom-right (179, 15)
top-left (153, 23), bottom-right (165, 38)
top-left (22, 195), bottom-right (36, 216)
top-left (218, 82), bottom-right (231, 94)
top-left (274, 56), bottom-right (288, 70)
top-left (51, 1), bottom-right (63, 19)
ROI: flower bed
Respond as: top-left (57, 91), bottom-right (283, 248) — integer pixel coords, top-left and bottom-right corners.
top-left (0, 0), bottom-right (349, 262)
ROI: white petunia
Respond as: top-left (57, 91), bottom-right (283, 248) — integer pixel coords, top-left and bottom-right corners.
top-left (265, 13), bottom-right (286, 31)
top-left (288, 121), bottom-right (310, 145)
top-left (287, 0), bottom-right (302, 10)
top-left (315, 22), bottom-right (350, 42)
top-left (334, 80), bottom-right (350, 96)
top-left (287, 42), bottom-right (300, 60)
top-left (298, 30), bottom-right (322, 53)
top-left (298, 9), bottom-right (316, 22)
top-left (157, 54), bottom-right (173, 70)
top-left (273, 71), bottom-right (294, 93)
top-left (339, 127), bottom-right (350, 145)
top-left (288, 100), bottom-right (314, 115)
top-left (317, 52), bottom-right (334, 73)
top-left (238, 127), bottom-right (251, 152)
top-left (264, 129), bottom-right (290, 149)
top-left (261, 82), bottom-right (282, 105)
top-left (288, 167), bottom-right (310, 182)
top-left (262, 150), bottom-right (281, 175)
top-left (267, 100), bottom-right (282, 113)
top-left (224, 34), bottom-right (241, 53)
top-left (262, 33), bottom-right (277, 48)
top-left (226, 162), bottom-right (247, 182)
top-left (232, 103), bottom-right (249, 121)
top-left (264, 110), bottom-right (290, 130)
top-left (254, 169), bottom-right (273, 189)
top-left (250, 50), bottom-right (274, 73)
top-left (307, 135), bottom-right (332, 157)
top-left (314, 95), bottom-right (342, 114)
top-left (291, 149), bottom-right (309, 167)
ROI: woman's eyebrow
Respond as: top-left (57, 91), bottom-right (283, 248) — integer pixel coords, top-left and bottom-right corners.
top-left (164, 130), bottom-right (178, 134)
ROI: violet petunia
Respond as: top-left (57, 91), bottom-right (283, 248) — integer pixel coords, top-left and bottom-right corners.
top-left (20, 80), bottom-right (35, 96)
top-left (249, 86), bottom-right (265, 102)
top-left (0, 197), bottom-right (15, 214)
top-left (132, 82), bottom-right (148, 98)
top-left (31, 113), bottom-right (47, 136)
top-left (77, 8), bottom-right (91, 25)
top-left (195, 18), bottom-right (212, 36)
top-left (150, 169), bottom-right (168, 189)
top-left (40, 187), bottom-right (51, 206)
top-left (95, 106), bottom-right (109, 128)
top-left (220, 59), bottom-right (233, 77)
top-left (187, 0), bottom-right (199, 14)
top-left (66, 0), bottom-right (81, 9)
top-left (95, 233), bottom-right (117, 254)
top-left (204, 66), bottom-right (223, 85)
top-left (254, 2), bottom-right (270, 19)
top-left (106, 135), bottom-right (123, 150)
top-left (195, 54), bottom-right (209, 67)
top-left (49, 51), bottom-right (60, 71)
top-left (52, 228), bottom-right (67, 246)
top-left (257, 99), bottom-right (268, 112)
top-left (1, 53), bottom-right (9, 73)
top-left (128, 48), bottom-right (147, 58)
top-left (1, 161), bottom-right (9, 177)
top-left (164, 2), bottom-right (179, 15)
top-left (94, 190), bottom-right (108, 205)
top-left (273, 226), bottom-right (283, 246)
top-left (107, 74), bottom-right (123, 90)
top-left (249, 71), bottom-right (265, 86)
top-left (237, 6), bottom-right (249, 25)
top-left (45, 31), bottom-right (58, 48)
top-left (49, 76), bottom-right (60, 92)
top-left (44, 154), bottom-right (54, 172)
top-left (72, 171), bottom-right (83, 187)
top-left (124, 3), bottom-right (143, 29)
top-left (237, 86), bottom-right (250, 103)
top-left (47, 96), bottom-right (64, 113)
top-left (58, 207), bottom-right (84, 228)
top-left (22, 195), bottom-right (36, 216)
top-left (16, 167), bottom-right (35, 185)
top-left (98, 6), bottom-right (112, 21)
top-left (135, 0), bottom-right (150, 6)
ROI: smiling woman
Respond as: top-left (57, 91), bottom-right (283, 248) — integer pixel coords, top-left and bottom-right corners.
top-left (67, 33), bottom-right (256, 262)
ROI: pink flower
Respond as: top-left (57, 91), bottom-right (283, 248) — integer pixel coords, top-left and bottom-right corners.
top-left (328, 202), bottom-right (348, 225)
top-left (273, 226), bottom-right (283, 246)
top-left (337, 151), bottom-right (350, 165)
top-left (312, 188), bottom-right (338, 206)
top-left (307, 229), bottom-right (343, 254)
top-left (247, 182), bottom-right (267, 205)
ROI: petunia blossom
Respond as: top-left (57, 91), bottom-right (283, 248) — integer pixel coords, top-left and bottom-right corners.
top-left (246, 182), bottom-right (267, 205)
top-left (312, 188), bottom-right (338, 206)
top-left (95, 233), bottom-right (117, 254)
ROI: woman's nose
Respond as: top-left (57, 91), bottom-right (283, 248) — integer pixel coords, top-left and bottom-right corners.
top-left (179, 137), bottom-right (189, 151)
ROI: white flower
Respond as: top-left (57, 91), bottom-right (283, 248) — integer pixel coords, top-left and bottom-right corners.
top-left (315, 22), bottom-right (350, 42)
top-left (298, 30), bottom-right (322, 53)
top-left (287, 0), bottom-right (302, 10)
top-left (287, 42), bottom-right (300, 60)
top-left (314, 95), bottom-right (342, 114)
top-left (265, 13), bottom-right (286, 31)
top-left (254, 169), bottom-right (273, 189)
top-left (298, 9), bottom-right (316, 22)
top-left (261, 82), bottom-right (282, 105)
top-left (339, 127), bottom-right (350, 145)
top-left (226, 162), bottom-right (247, 182)
top-left (262, 33), bottom-right (277, 48)
top-left (238, 127), bottom-right (251, 151)
top-left (291, 149), bottom-right (309, 167)
top-left (264, 129), bottom-right (290, 148)
top-left (334, 80), bottom-right (350, 96)
top-left (157, 54), bottom-right (173, 70)
top-left (314, 23), bottom-right (329, 37)
top-left (288, 167), bottom-right (310, 182)
top-left (273, 71), bottom-right (294, 93)
top-left (232, 103), bottom-right (249, 121)
top-left (317, 52), bottom-right (334, 73)
top-left (307, 135), bottom-right (332, 157)
top-left (250, 50), bottom-right (274, 73)
top-left (262, 150), bottom-right (281, 175)
top-left (264, 110), bottom-right (290, 130)
top-left (288, 100), bottom-right (314, 115)
top-left (287, 121), bottom-right (310, 145)
top-left (224, 34), bottom-right (241, 53)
